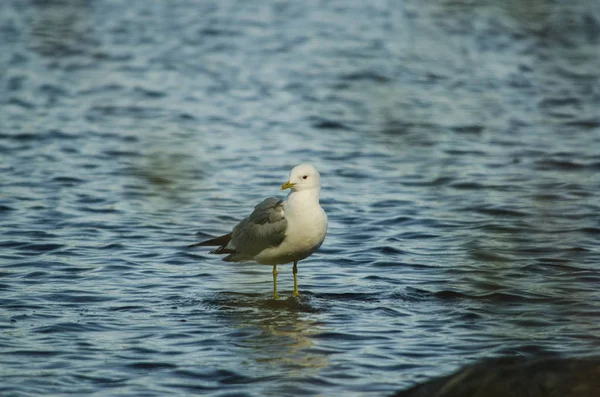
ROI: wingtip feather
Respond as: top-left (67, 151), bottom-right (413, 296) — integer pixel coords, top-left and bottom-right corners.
top-left (189, 233), bottom-right (232, 248)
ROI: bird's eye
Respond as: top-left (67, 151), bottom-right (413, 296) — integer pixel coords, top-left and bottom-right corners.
top-left (302, 175), bottom-right (308, 179)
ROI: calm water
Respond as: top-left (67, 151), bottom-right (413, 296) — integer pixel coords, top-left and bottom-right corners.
top-left (2, 0), bottom-right (600, 396)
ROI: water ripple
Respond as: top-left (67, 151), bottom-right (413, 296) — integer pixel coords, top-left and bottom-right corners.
top-left (2, 0), bottom-right (600, 396)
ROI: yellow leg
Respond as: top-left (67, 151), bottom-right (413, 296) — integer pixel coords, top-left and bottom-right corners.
top-left (293, 262), bottom-right (300, 297)
top-left (272, 265), bottom-right (279, 299)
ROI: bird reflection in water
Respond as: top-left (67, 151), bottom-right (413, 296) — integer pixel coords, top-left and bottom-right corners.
top-left (205, 292), bottom-right (329, 373)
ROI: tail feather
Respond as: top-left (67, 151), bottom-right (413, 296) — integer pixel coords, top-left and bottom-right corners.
top-left (209, 246), bottom-right (236, 255)
top-left (188, 233), bottom-right (232, 248)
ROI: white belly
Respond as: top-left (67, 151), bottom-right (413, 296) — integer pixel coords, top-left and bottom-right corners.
top-left (254, 206), bottom-right (327, 265)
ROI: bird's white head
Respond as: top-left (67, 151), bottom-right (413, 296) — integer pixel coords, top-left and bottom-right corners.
top-left (281, 163), bottom-right (321, 192)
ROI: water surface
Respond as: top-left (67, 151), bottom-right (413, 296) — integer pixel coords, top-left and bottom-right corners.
top-left (1, 0), bottom-right (600, 396)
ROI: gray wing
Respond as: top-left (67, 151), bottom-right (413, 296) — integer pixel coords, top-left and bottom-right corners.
top-left (227, 197), bottom-right (287, 260)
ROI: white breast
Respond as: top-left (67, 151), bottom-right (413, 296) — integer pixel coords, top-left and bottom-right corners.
top-left (253, 188), bottom-right (328, 265)
top-left (283, 206), bottom-right (328, 260)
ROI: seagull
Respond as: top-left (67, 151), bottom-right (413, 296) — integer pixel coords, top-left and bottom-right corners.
top-left (189, 164), bottom-right (328, 299)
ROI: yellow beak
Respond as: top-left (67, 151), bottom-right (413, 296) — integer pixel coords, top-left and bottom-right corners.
top-left (281, 181), bottom-right (296, 190)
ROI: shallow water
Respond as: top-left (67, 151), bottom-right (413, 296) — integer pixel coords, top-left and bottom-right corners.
top-left (1, 0), bottom-right (600, 396)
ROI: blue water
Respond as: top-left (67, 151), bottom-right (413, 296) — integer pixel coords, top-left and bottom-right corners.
top-left (2, 0), bottom-right (600, 396)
